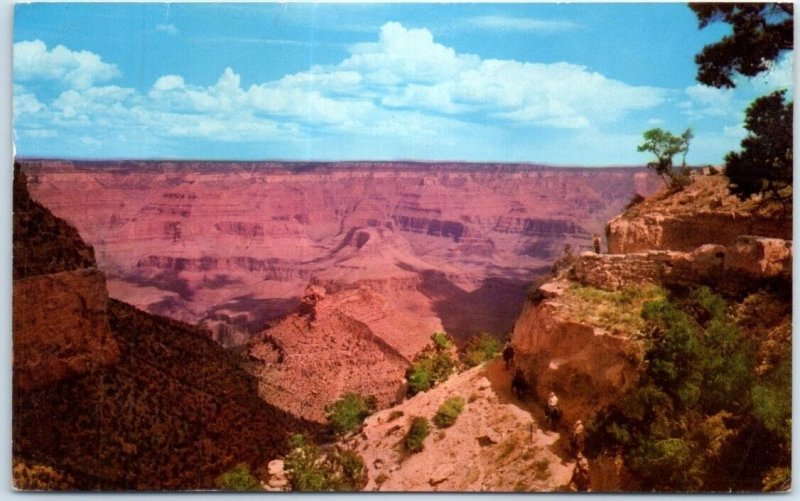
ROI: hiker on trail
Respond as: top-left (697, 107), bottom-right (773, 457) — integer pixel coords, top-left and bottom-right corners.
top-left (570, 420), bottom-right (586, 456)
top-left (570, 453), bottom-right (591, 492)
top-left (511, 369), bottom-right (527, 399)
top-left (503, 343), bottom-right (515, 370)
top-left (545, 391), bottom-right (561, 431)
top-left (593, 234), bottom-right (602, 254)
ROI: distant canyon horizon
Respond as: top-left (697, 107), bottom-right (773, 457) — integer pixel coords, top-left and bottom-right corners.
top-left (19, 159), bottom-right (663, 350)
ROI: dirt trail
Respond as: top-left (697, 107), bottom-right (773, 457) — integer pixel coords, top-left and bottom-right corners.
top-left (343, 358), bottom-right (579, 492)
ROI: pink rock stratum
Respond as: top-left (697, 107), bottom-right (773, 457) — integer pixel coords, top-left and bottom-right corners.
top-left (22, 160), bottom-right (661, 353)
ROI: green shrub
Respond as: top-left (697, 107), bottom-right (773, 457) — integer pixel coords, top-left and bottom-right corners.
top-left (406, 333), bottom-right (458, 396)
top-left (404, 417), bottom-right (430, 453)
top-left (325, 392), bottom-right (377, 435)
top-left (407, 361), bottom-right (434, 395)
top-left (433, 397), bottom-right (465, 428)
top-left (214, 463), bottom-right (261, 491)
top-left (330, 448), bottom-right (367, 490)
top-left (431, 332), bottom-right (452, 351)
top-left (462, 332), bottom-right (503, 368)
top-left (284, 433), bottom-right (368, 491)
top-left (587, 287), bottom-right (790, 492)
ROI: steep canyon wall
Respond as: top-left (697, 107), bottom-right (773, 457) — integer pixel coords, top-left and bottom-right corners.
top-left (22, 160), bottom-right (661, 347)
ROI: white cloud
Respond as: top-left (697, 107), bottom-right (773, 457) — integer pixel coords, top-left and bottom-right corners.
top-left (156, 23), bottom-right (178, 35)
top-left (13, 85), bottom-right (46, 118)
top-left (14, 39), bottom-right (120, 89)
top-left (681, 50), bottom-right (793, 121)
top-left (12, 23), bottom-right (670, 157)
top-left (737, 51), bottom-right (793, 96)
top-left (468, 15), bottom-right (579, 32)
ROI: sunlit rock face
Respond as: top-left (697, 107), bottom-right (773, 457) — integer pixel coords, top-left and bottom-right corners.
top-left (21, 160), bottom-right (661, 347)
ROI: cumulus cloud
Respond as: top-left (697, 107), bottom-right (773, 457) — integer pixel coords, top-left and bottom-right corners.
top-left (467, 15), bottom-right (579, 32)
top-left (328, 22), bottom-right (663, 128)
top-left (12, 23), bottom-right (671, 157)
top-left (13, 85), bottom-right (46, 118)
top-left (14, 39), bottom-right (120, 89)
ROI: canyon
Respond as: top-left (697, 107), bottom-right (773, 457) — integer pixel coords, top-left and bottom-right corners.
top-left (21, 159), bottom-right (661, 352)
top-left (13, 160), bottom-right (791, 491)
top-left (13, 166), bottom-right (318, 489)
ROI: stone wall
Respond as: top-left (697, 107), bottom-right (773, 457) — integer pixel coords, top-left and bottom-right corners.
top-left (574, 236), bottom-right (791, 295)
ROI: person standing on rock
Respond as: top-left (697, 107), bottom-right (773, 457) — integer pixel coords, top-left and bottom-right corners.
top-left (570, 420), bottom-right (585, 457)
top-left (502, 343), bottom-right (515, 370)
top-left (593, 234), bottom-right (602, 254)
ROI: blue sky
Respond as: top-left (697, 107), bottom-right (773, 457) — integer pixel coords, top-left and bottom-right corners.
top-left (12, 3), bottom-right (793, 165)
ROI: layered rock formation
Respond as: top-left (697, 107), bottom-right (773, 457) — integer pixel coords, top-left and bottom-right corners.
top-left (21, 159), bottom-right (661, 347)
top-left (12, 165), bottom-right (318, 490)
top-left (511, 171), bottom-right (792, 430)
top-left (607, 174), bottom-right (791, 253)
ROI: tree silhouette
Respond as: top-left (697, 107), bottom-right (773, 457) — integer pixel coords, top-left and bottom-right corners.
top-left (725, 90), bottom-right (792, 201)
top-left (690, 3), bottom-right (793, 201)
top-left (690, 3), bottom-right (793, 89)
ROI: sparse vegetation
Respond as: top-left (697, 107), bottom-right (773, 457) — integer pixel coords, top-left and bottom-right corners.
top-left (214, 463), bottom-right (261, 492)
top-left (462, 332), bottom-right (503, 368)
top-left (403, 417), bottom-right (430, 453)
top-left (566, 283), bottom-right (665, 337)
top-left (433, 397), bottom-right (466, 428)
top-left (325, 392), bottom-right (377, 436)
top-left (406, 333), bottom-right (458, 396)
top-left (284, 433), bottom-right (367, 491)
top-left (387, 410), bottom-right (404, 422)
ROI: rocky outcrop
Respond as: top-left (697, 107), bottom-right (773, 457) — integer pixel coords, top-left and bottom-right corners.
top-left (13, 164), bottom-right (119, 390)
top-left (607, 175), bottom-right (791, 253)
top-left (13, 269), bottom-right (119, 390)
top-left (512, 173), bottom-right (792, 433)
top-left (511, 278), bottom-right (639, 424)
top-left (247, 285), bottom-right (441, 423)
top-left (22, 160), bottom-right (661, 345)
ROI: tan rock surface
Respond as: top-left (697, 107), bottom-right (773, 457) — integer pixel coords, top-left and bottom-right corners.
top-left (342, 359), bottom-right (580, 492)
top-left (247, 285), bottom-right (441, 422)
top-left (607, 175), bottom-right (791, 254)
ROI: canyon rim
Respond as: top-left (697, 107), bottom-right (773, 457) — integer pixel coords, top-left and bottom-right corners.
top-left (11, 2), bottom-right (792, 494)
